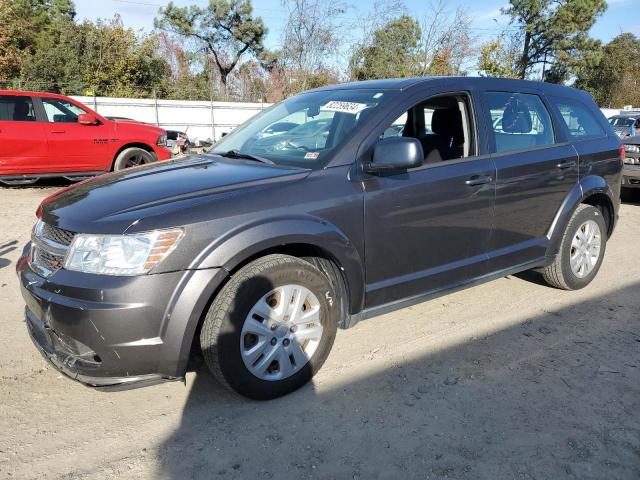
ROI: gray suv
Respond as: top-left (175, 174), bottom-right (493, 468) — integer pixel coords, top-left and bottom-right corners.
top-left (18, 77), bottom-right (622, 399)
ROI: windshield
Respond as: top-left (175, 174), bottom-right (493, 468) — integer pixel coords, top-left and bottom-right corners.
top-left (212, 89), bottom-right (397, 169)
top-left (609, 117), bottom-right (635, 127)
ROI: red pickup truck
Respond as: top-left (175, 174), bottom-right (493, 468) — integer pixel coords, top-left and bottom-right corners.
top-left (0, 90), bottom-right (172, 185)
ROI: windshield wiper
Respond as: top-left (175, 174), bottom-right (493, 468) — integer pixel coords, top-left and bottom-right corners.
top-left (216, 149), bottom-right (275, 165)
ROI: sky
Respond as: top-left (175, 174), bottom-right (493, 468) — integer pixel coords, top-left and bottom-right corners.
top-left (73, 0), bottom-right (640, 60)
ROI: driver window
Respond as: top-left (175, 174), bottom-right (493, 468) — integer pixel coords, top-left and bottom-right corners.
top-left (42, 98), bottom-right (87, 123)
top-left (382, 94), bottom-right (476, 163)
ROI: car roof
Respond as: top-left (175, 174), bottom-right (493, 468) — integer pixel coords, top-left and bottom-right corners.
top-left (309, 76), bottom-right (591, 98)
top-left (0, 89), bottom-right (75, 100)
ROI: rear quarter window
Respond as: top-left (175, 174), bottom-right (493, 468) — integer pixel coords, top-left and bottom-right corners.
top-left (551, 97), bottom-right (605, 139)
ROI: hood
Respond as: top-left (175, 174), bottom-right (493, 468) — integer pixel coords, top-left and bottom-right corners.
top-left (112, 119), bottom-right (165, 137)
top-left (39, 154), bottom-right (310, 233)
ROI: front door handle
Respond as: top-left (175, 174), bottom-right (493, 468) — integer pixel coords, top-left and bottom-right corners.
top-left (465, 174), bottom-right (493, 186)
top-left (556, 160), bottom-right (577, 170)
top-left (51, 129), bottom-right (66, 134)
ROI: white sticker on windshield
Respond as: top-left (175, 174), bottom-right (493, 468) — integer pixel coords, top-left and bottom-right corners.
top-left (320, 101), bottom-right (368, 115)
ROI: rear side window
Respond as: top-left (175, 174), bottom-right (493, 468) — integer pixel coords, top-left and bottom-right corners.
top-left (0, 96), bottom-right (36, 122)
top-left (552, 97), bottom-right (605, 139)
top-left (486, 92), bottom-right (555, 153)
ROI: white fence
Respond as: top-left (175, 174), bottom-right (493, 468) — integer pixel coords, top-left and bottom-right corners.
top-left (71, 96), bottom-right (271, 143)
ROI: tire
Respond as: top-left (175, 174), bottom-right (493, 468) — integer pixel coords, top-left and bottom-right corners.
top-left (200, 254), bottom-right (339, 400)
top-left (112, 147), bottom-right (154, 171)
top-left (542, 204), bottom-right (607, 290)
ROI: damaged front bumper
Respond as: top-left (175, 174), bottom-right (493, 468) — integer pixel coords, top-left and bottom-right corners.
top-left (17, 244), bottom-right (188, 391)
top-left (25, 307), bottom-right (177, 391)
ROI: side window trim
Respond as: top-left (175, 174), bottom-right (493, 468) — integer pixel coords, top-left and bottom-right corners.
top-left (31, 97), bottom-right (50, 123)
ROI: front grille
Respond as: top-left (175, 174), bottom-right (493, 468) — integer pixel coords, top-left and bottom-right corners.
top-left (33, 247), bottom-right (64, 273)
top-left (41, 223), bottom-right (75, 246)
top-left (30, 221), bottom-right (75, 277)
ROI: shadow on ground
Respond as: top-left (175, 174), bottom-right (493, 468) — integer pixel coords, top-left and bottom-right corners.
top-left (0, 240), bottom-right (18, 269)
top-left (155, 279), bottom-right (640, 480)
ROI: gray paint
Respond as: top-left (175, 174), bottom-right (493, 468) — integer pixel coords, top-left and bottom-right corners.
top-left (18, 77), bottom-right (622, 389)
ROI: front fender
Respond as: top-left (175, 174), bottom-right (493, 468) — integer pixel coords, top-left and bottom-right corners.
top-left (546, 175), bottom-right (617, 257)
top-left (193, 215), bottom-right (365, 315)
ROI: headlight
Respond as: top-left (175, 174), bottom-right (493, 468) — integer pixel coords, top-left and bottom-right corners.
top-left (624, 144), bottom-right (639, 152)
top-left (157, 134), bottom-right (167, 146)
top-left (64, 228), bottom-right (183, 275)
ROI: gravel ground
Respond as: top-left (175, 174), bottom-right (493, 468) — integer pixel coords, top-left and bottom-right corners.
top-left (0, 183), bottom-right (639, 480)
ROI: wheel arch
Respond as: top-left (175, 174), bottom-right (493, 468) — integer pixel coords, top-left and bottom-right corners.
top-left (546, 175), bottom-right (617, 257)
top-left (111, 143), bottom-right (157, 170)
top-left (194, 217), bottom-right (365, 315)
top-left (165, 218), bottom-right (365, 377)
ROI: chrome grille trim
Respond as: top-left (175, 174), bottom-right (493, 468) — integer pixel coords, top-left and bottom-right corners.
top-left (30, 221), bottom-right (76, 278)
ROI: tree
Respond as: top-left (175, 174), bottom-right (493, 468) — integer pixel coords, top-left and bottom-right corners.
top-left (502, 0), bottom-right (606, 80)
top-left (155, 0), bottom-right (266, 96)
top-left (350, 15), bottom-right (421, 80)
top-left (478, 35), bottom-right (520, 78)
top-left (277, 0), bottom-right (346, 94)
top-left (575, 33), bottom-right (640, 108)
top-left (0, 0), bottom-right (76, 81)
top-left (417, 2), bottom-right (474, 76)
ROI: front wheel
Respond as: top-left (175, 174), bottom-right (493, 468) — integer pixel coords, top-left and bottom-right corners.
top-left (200, 254), bottom-right (339, 399)
top-left (542, 204), bottom-right (607, 290)
top-left (113, 147), bottom-right (154, 171)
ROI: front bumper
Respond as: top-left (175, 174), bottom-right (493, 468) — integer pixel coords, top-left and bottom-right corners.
top-left (622, 148), bottom-right (640, 188)
top-left (622, 163), bottom-right (640, 188)
top-left (17, 244), bottom-right (195, 390)
top-left (153, 145), bottom-right (173, 161)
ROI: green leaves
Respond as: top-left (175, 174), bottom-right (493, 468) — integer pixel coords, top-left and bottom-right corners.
top-left (350, 15), bottom-right (422, 81)
top-left (501, 0), bottom-right (607, 80)
top-left (575, 33), bottom-right (640, 108)
top-left (155, 0), bottom-right (266, 89)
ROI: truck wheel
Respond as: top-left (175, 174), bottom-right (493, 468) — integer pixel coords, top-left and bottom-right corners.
top-left (542, 204), bottom-right (607, 290)
top-left (200, 254), bottom-right (339, 400)
top-left (113, 147), bottom-right (154, 171)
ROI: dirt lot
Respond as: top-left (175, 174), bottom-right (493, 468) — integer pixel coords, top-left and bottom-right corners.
top-left (0, 183), bottom-right (639, 480)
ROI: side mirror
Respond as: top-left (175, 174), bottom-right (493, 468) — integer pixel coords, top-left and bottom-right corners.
top-left (78, 113), bottom-right (97, 125)
top-left (365, 137), bottom-right (424, 173)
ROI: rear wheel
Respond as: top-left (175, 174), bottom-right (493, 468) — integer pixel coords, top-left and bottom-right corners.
top-left (113, 147), bottom-right (154, 171)
top-left (542, 204), bottom-right (607, 290)
top-left (200, 254), bottom-right (339, 399)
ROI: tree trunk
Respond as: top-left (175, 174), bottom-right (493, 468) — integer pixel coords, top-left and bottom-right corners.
top-left (220, 71), bottom-right (228, 101)
top-left (519, 30), bottom-right (531, 79)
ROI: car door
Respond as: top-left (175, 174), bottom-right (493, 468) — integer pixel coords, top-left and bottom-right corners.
top-left (362, 87), bottom-right (496, 308)
top-left (0, 95), bottom-right (48, 174)
top-left (482, 90), bottom-right (579, 271)
top-left (37, 96), bottom-right (113, 172)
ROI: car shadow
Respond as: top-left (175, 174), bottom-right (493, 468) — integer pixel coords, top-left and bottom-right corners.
top-left (155, 278), bottom-right (640, 479)
top-left (621, 189), bottom-right (640, 205)
top-left (1, 178), bottom-right (74, 190)
top-left (512, 268), bottom-right (548, 287)
top-left (0, 240), bottom-right (18, 269)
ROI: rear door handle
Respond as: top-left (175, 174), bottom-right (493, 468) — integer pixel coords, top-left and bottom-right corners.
top-left (465, 174), bottom-right (493, 186)
top-left (556, 160), bottom-right (576, 169)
